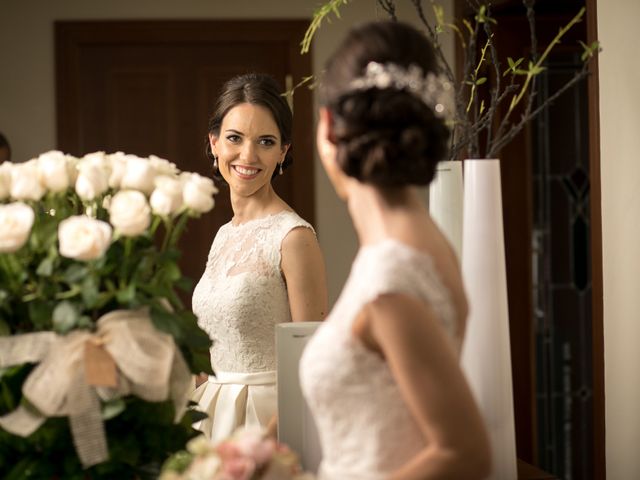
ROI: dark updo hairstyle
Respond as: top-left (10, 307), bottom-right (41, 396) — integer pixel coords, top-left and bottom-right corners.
top-left (206, 73), bottom-right (293, 184)
top-left (320, 21), bottom-right (450, 187)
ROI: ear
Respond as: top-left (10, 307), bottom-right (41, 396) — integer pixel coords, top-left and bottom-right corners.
top-left (316, 107), bottom-right (337, 164)
top-left (208, 133), bottom-right (218, 156)
top-left (281, 143), bottom-right (290, 160)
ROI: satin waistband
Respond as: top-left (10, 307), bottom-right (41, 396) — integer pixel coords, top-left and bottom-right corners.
top-left (208, 370), bottom-right (276, 386)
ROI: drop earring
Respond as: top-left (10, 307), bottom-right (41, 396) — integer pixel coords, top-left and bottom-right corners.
top-left (213, 154), bottom-right (218, 171)
top-left (279, 162), bottom-right (283, 175)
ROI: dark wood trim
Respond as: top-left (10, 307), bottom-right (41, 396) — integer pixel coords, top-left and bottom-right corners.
top-left (585, 1), bottom-right (605, 478)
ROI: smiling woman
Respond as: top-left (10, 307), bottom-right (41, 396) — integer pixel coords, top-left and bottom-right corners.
top-left (190, 73), bottom-right (328, 443)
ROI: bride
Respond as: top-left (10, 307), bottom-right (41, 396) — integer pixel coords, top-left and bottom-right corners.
top-left (300, 21), bottom-right (491, 479)
top-left (191, 73), bottom-right (327, 443)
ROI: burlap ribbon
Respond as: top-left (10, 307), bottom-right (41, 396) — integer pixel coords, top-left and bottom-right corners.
top-left (0, 309), bottom-right (192, 468)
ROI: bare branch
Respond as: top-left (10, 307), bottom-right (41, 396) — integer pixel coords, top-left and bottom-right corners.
top-left (487, 67), bottom-right (590, 157)
top-left (522, 0), bottom-right (539, 125)
top-left (376, 0), bottom-right (397, 21)
top-left (482, 4), bottom-right (501, 150)
top-left (409, 0), bottom-right (455, 82)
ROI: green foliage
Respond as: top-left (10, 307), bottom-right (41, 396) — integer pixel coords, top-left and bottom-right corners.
top-left (0, 154), bottom-right (217, 476)
top-left (0, 397), bottom-right (204, 480)
top-left (300, 0), bottom-right (349, 54)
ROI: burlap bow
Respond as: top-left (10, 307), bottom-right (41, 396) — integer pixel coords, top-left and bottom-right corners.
top-left (0, 309), bottom-right (193, 468)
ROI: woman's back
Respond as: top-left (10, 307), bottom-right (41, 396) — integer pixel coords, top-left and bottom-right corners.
top-left (300, 237), bottom-right (461, 479)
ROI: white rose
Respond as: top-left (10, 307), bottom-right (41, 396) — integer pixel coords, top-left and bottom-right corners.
top-left (58, 215), bottom-right (112, 261)
top-left (0, 202), bottom-right (35, 252)
top-left (150, 176), bottom-right (183, 216)
top-left (107, 151), bottom-right (128, 189)
top-left (76, 155), bottom-right (110, 200)
top-left (10, 160), bottom-right (46, 201)
top-left (182, 172), bottom-right (218, 213)
top-left (121, 155), bottom-right (156, 194)
top-left (38, 150), bottom-right (71, 192)
top-left (0, 162), bottom-right (12, 200)
top-left (109, 190), bottom-right (151, 236)
top-left (149, 154), bottom-right (179, 177)
top-left (65, 155), bottom-right (80, 185)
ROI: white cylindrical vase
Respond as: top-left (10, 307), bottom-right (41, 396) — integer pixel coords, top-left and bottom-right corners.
top-left (460, 159), bottom-right (517, 480)
top-left (428, 160), bottom-right (464, 260)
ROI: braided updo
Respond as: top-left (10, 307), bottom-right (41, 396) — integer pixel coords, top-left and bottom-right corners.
top-left (320, 21), bottom-right (450, 187)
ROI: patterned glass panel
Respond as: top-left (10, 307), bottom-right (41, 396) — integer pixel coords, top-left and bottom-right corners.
top-left (532, 52), bottom-right (593, 480)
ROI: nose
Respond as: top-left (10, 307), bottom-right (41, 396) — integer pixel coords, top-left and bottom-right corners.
top-left (239, 141), bottom-right (258, 163)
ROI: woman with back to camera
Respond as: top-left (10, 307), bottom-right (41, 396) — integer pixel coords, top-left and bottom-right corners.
top-left (300, 21), bottom-right (491, 479)
top-left (191, 73), bottom-right (327, 443)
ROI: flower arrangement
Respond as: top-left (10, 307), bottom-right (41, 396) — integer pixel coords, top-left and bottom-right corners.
top-left (0, 150), bottom-right (217, 479)
top-left (160, 428), bottom-right (314, 480)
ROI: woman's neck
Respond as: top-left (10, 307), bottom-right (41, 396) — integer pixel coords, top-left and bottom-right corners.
top-left (346, 183), bottom-right (429, 247)
top-left (229, 184), bottom-right (284, 225)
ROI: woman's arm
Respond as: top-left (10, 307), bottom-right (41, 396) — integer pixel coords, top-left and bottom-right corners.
top-left (355, 293), bottom-right (492, 480)
top-left (280, 226), bottom-right (328, 322)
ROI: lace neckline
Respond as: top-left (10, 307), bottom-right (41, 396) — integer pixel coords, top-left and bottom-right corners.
top-left (229, 209), bottom-right (293, 228)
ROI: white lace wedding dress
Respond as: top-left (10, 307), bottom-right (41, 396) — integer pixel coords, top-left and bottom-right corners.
top-left (300, 239), bottom-right (461, 479)
top-left (191, 210), bottom-right (314, 443)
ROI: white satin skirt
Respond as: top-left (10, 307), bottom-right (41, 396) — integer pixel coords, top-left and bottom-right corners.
top-left (191, 370), bottom-right (277, 443)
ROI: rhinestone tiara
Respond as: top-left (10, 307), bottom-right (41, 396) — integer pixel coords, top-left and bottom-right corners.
top-left (348, 61), bottom-right (453, 118)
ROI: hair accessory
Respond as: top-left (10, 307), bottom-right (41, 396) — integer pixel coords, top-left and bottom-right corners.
top-left (349, 62), bottom-right (453, 118)
top-left (279, 162), bottom-right (284, 175)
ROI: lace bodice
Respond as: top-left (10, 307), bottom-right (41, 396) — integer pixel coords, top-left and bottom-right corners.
top-left (192, 210), bottom-right (314, 373)
top-left (300, 239), bottom-right (459, 479)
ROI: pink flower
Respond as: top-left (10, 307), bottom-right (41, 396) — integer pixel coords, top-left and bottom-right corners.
top-left (233, 429), bottom-right (276, 466)
top-left (218, 456), bottom-right (256, 480)
top-left (216, 441), bottom-right (242, 461)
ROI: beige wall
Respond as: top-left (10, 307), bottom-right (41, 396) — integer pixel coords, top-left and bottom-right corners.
top-left (598, 1), bottom-right (640, 478)
top-left (0, 0), bottom-right (453, 304)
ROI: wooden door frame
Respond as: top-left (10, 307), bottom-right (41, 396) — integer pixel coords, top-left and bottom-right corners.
top-left (55, 19), bottom-right (315, 226)
top-left (585, 0), bottom-right (605, 478)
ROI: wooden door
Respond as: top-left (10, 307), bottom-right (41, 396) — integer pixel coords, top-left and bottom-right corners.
top-left (55, 20), bottom-right (314, 306)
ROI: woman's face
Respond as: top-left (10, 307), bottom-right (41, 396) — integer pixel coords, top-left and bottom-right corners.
top-left (210, 102), bottom-right (288, 197)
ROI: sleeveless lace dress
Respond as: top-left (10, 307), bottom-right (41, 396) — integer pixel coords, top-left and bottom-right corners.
top-left (300, 239), bottom-right (461, 479)
top-left (191, 210), bottom-right (314, 443)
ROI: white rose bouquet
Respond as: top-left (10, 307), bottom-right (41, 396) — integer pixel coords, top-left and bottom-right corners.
top-left (0, 151), bottom-right (218, 480)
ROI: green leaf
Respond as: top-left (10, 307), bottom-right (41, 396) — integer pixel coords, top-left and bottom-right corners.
top-left (163, 261), bottom-right (182, 282)
top-left (81, 275), bottom-right (99, 308)
top-left (475, 77), bottom-right (487, 86)
top-left (150, 306), bottom-right (182, 339)
top-left (102, 398), bottom-right (126, 420)
top-left (76, 315), bottom-right (92, 329)
top-left (175, 277), bottom-right (193, 292)
top-left (36, 257), bottom-right (54, 277)
top-left (116, 283), bottom-right (137, 304)
top-left (0, 318), bottom-right (9, 336)
top-left (28, 300), bottom-right (52, 330)
top-left (52, 301), bottom-right (79, 333)
top-left (162, 450), bottom-right (193, 474)
top-left (63, 264), bottom-right (89, 284)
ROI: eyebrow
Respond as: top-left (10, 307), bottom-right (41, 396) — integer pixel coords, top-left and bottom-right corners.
top-left (224, 129), bottom-right (278, 139)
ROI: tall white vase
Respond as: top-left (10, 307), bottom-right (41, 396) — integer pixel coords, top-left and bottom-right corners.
top-left (460, 159), bottom-right (517, 480)
top-left (428, 160), bottom-right (464, 260)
